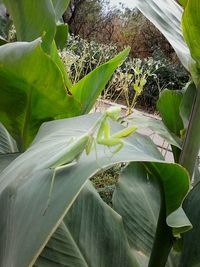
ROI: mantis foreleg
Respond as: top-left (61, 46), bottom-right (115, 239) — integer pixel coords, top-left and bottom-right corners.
top-left (43, 106), bottom-right (137, 214)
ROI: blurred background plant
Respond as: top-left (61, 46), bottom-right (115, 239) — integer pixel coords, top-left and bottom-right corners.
top-left (5, 1), bottom-right (189, 114)
top-left (104, 57), bottom-right (165, 114)
top-left (60, 35), bottom-right (189, 113)
top-left (59, 35), bottom-right (118, 83)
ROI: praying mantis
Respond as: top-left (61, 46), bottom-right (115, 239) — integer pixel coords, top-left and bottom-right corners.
top-left (43, 106), bottom-right (137, 213)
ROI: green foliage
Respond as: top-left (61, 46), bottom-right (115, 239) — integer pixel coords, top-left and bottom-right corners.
top-left (52, 0), bottom-right (70, 22)
top-left (180, 182), bottom-right (200, 267)
top-left (0, 122), bottom-right (18, 153)
top-left (0, 39), bottom-right (80, 151)
top-left (61, 35), bottom-right (118, 83)
top-left (141, 49), bottom-right (189, 110)
top-left (178, 0), bottom-right (187, 7)
top-left (61, 36), bottom-right (189, 112)
top-left (137, 0), bottom-right (200, 266)
top-left (55, 23), bottom-right (69, 49)
top-left (0, 8), bottom-right (128, 150)
top-left (37, 182), bottom-right (139, 267)
top-left (135, 0), bottom-right (191, 71)
top-left (3, 0), bottom-right (56, 53)
top-left (70, 48), bottom-right (130, 114)
top-left (157, 90), bottom-right (184, 138)
top-left (0, 113), bottom-right (191, 267)
top-left (105, 57), bottom-right (160, 112)
top-left (182, 0), bottom-right (200, 85)
top-left (1, 1), bottom-right (200, 267)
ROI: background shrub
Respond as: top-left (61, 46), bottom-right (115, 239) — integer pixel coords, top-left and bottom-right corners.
top-left (61, 35), bottom-right (189, 112)
top-left (60, 35), bottom-right (118, 83)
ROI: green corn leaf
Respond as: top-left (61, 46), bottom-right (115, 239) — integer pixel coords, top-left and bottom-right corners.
top-left (113, 163), bottom-right (160, 257)
top-left (182, 0), bottom-right (200, 84)
top-left (0, 153), bottom-right (19, 173)
top-left (70, 48), bottom-right (130, 114)
top-left (113, 162), bottom-right (182, 266)
top-left (0, 113), bottom-right (191, 266)
top-left (52, 0), bottom-right (70, 21)
top-left (157, 89), bottom-right (184, 138)
top-left (179, 182), bottom-right (200, 267)
top-left (145, 162), bottom-right (191, 237)
top-left (157, 89), bottom-right (184, 162)
top-left (180, 82), bottom-right (196, 129)
top-left (0, 39), bottom-right (80, 151)
top-left (55, 23), bottom-right (68, 50)
top-left (178, 0), bottom-right (188, 7)
top-left (50, 40), bottom-right (72, 89)
top-left (35, 182), bottom-right (139, 267)
top-left (0, 123), bottom-right (18, 153)
top-left (182, 0), bottom-right (200, 61)
top-left (135, 0), bottom-right (191, 71)
top-left (3, 0), bottom-right (56, 53)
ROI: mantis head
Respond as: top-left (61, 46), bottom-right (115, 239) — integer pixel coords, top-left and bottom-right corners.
top-left (105, 106), bottom-right (121, 121)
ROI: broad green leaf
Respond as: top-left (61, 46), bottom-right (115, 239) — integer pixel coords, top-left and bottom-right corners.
top-left (0, 153), bottom-right (19, 172)
top-left (35, 221), bottom-right (89, 267)
top-left (70, 48), bottom-right (130, 114)
top-left (157, 89), bottom-right (184, 137)
top-left (145, 162), bottom-right (191, 237)
top-left (52, 0), bottom-right (70, 21)
top-left (113, 163), bottom-right (180, 267)
top-left (0, 123), bottom-right (18, 153)
top-left (193, 165), bottom-right (200, 186)
top-left (3, 0), bottom-right (56, 53)
top-left (55, 23), bottom-right (68, 50)
top-left (179, 182), bottom-right (200, 267)
top-left (135, 0), bottom-right (191, 71)
top-left (157, 89), bottom-right (184, 162)
top-left (180, 82), bottom-right (196, 129)
top-left (113, 162), bottom-right (191, 243)
top-left (0, 39), bottom-right (80, 150)
top-left (127, 110), bottom-right (181, 148)
top-left (64, 182), bottom-right (139, 267)
top-left (182, 0), bottom-right (200, 84)
top-left (0, 113), bottom-right (190, 267)
top-left (50, 40), bottom-right (72, 89)
top-left (113, 163), bottom-right (160, 257)
top-left (36, 182), bottom-right (139, 267)
top-left (182, 0), bottom-right (200, 64)
top-left (0, 113), bottom-right (160, 267)
top-left (178, 0), bottom-right (187, 7)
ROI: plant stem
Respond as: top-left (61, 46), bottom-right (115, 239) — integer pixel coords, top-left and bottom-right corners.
top-left (144, 163), bottom-right (173, 267)
top-left (179, 84), bottom-right (200, 179)
top-left (148, 197), bottom-right (172, 267)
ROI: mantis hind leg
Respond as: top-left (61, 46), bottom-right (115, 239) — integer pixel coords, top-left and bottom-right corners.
top-left (98, 138), bottom-right (124, 155)
top-left (43, 161), bottom-right (77, 215)
top-left (112, 142), bottom-right (123, 154)
top-left (43, 169), bottom-right (56, 215)
top-left (94, 140), bottom-right (103, 169)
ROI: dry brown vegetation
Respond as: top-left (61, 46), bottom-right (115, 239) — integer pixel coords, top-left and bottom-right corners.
top-left (63, 1), bottom-right (175, 59)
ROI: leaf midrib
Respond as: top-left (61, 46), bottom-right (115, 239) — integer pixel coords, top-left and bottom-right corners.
top-left (60, 221), bottom-right (90, 267)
